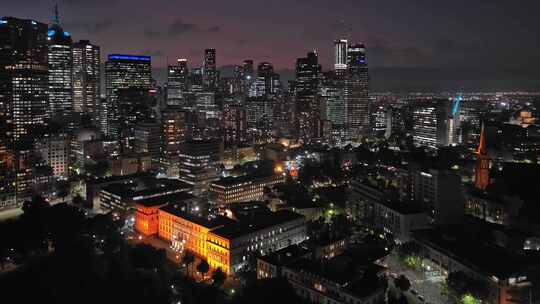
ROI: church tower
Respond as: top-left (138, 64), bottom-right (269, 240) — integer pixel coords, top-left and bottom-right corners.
top-left (474, 124), bottom-right (490, 190)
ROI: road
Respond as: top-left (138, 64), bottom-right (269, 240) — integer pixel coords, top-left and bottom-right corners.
top-left (384, 252), bottom-right (448, 304)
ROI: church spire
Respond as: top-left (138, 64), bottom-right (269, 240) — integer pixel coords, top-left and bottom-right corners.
top-left (474, 122), bottom-right (490, 190)
top-left (476, 122), bottom-right (487, 155)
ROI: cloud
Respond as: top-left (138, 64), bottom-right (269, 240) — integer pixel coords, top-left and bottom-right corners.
top-left (64, 19), bottom-right (114, 34)
top-left (145, 19), bottom-right (221, 38)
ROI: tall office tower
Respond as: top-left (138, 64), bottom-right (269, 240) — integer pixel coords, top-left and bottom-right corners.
top-left (72, 40), bottom-right (100, 118)
top-left (133, 121), bottom-right (161, 163)
top-left (47, 6), bottom-right (73, 118)
top-left (257, 62), bottom-right (274, 95)
top-left (117, 88), bottom-right (156, 137)
top-left (242, 59), bottom-right (254, 92)
top-left (190, 67), bottom-right (204, 92)
top-left (412, 100), bottom-right (451, 149)
top-left (203, 48), bottom-right (216, 90)
top-left (178, 139), bottom-right (222, 194)
top-left (160, 107), bottom-right (187, 177)
top-left (334, 39), bottom-right (348, 71)
top-left (371, 105), bottom-right (392, 138)
top-left (295, 51), bottom-right (321, 140)
top-left (410, 163), bottom-right (464, 225)
top-left (243, 60), bottom-right (254, 78)
top-left (0, 17), bottom-right (49, 143)
top-left (231, 65), bottom-right (244, 95)
top-left (344, 43), bottom-right (370, 139)
top-left (222, 103), bottom-right (246, 146)
top-left (34, 132), bottom-right (69, 177)
top-left (104, 54), bottom-right (151, 137)
top-left (167, 58), bottom-right (189, 106)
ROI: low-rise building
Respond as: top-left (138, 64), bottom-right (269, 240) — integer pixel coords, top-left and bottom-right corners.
top-left (209, 173), bottom-right (285, 206)
top-left (99, 178), bottom-right (192, 212)
top-left (413, 227), bottom-right (539, 304)
top-left (206, 210), bottom-right (307, 274)
top-left (372, 200), bottom-right (429, 243)
top-left (258, 247), bottom-right (388, 304)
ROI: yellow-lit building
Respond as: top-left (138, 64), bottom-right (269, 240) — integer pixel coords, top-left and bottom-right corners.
top-left (137, 203), bottom-right (308, 276)
top-left (158, 204), bottom-right (233, 258)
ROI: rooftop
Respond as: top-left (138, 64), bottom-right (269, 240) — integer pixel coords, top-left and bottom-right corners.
top-left (135, 192), bottom-right (195, 207)
top-left (210, 210), bottom-right (304, 239)
top-left (159, 204), bottom-right (235, 229)
top-left (413, 227), bottom-right (540, 279)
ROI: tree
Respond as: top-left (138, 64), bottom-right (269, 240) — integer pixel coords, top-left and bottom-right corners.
top-left (55, 180), bottom-right (71, 202)
top-left (447, 271), bottom-right (489, 303)
top-left (72, 194), bottom-right (85, 207)
top-left (211, 267), bottom-right (226, 287)
top-left (395, 274), bottom-right (411, 292)
top-left (182, 251), bottom-right (195, 276)
top-left (196, 260), bottom-right (210, 280)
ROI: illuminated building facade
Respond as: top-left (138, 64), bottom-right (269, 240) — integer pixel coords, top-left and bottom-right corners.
top-left (222, 103), bottom-right (246, 146)
top-left (334, 39), bottom-right (348, 71)
top-left (178, 139), bottom-right (222, 193)
top-left (203, 48), bottom-right (216, 90)
top-left (344, 43), bottom-right (370, 139)
top-left (137, 204), bottom-right (307, 275)
top-left (206, 210), bottom-right (307, 275)
top-left (209, 173), bottom-right (285, 206)
top-left (474, 124), bottom-right (490, 190)
top-left (104, 54), bottom-right (151, 137)
top-left (72, 40), bottom-right (100, 118)
top-left (133, 121), bottom-right (161, 164)
top-left (0, 17), bottom-right (49, 142)
top-left (47, 6), bottom-right (73, 118)
top-left (34, 132), bottom-right (69, 177)
top-left (157, 204), bottom-right (232, 258)
top-left (167, 58), bottom-right (189, 106)
top-left (160, 107), bottom-right (187, 177)
top-left (295, 51), bottom-right (321, 140)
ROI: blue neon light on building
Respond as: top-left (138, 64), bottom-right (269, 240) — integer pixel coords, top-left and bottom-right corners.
top-left (64, 31), bottom-right (70, 37)
top-left (108, 54), bottom-right (151, 61)
top-left (48, 29), bottom-right (56, 37)
top-left (451, 94), bottom-right (462, 116)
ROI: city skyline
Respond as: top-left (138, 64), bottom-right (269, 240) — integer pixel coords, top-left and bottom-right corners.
top-left (3, 0), bottom-right (540, 91)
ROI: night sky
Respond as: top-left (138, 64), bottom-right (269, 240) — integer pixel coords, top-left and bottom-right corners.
top-left (4, 0), bottom-right (540, 91)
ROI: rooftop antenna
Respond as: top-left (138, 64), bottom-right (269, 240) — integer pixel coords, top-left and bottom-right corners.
top-left (52, 3), bottom-right (60, 26)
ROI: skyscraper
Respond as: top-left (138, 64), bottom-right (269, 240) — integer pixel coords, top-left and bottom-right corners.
top-left (203, 48), bottom-right (216, 90)
top-left (167, 58), bottom-right (189, 106)
top-left (0, 17), bottom-right (49, 142)
top-left (104, 54), bottom-right (151, 137)
top-left (334, 39), bottom-right (348, 71)
top-left (47, 5), bottom-right (73, 118)
top-left (72, 40), bottom-right (100, 118)
top-left (257, 62), bottom-right (274, 96)
top-left (295, 51), bottom-right (321, 139)
top-left (344, 43), bottom-right (370, 139)
top-left (412, 99), bottom-right (452, 148)
top-left (222, 103), bottom-right (246, 146)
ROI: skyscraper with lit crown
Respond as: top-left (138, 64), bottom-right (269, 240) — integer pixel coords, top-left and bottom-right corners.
top-left (334, 39), bottom-right (348, 71)
top-left (344, 43), bottom-right (370, 139)
top-left (104, 54), bottom-right (151, 137)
